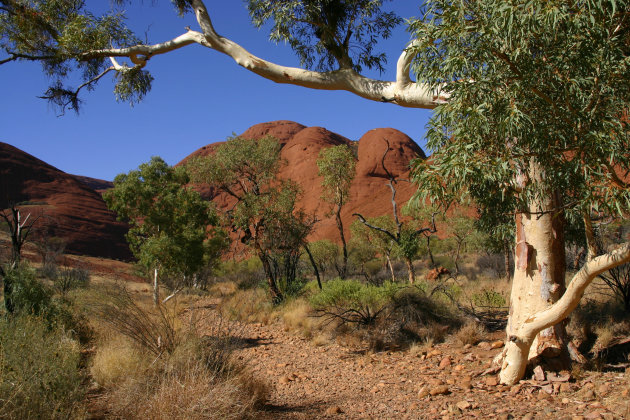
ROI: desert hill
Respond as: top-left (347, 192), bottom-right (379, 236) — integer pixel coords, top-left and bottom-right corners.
top-left (180, 120), bottom-right (426, 247)
top-left (0, 142), bottom-right (130, 260)
top-left (0, 121), bottom-right (426, 260)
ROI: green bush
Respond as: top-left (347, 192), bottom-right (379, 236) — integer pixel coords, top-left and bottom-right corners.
top-left (3, 264), bottom-right (92, 343)
top-left (0, 315), bottom-right (85, 419)
top-left (3, 264), bottom-right (52, 316)
top-left (310, 279), bottom-right (399, 326)
top-left (471, 289), bottom-right (507, 308)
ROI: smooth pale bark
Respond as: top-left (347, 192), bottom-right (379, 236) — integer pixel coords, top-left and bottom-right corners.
top-left (500, 240), bottom-right (630, 384)
top-left (82, 1), bottom-right (447, 109)
top-left (153, 267), bottom-right (159, 305)
top-left (386, 255), bottom-right (395, 283)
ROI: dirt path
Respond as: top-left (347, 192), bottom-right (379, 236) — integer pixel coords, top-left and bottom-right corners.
top-left (193, 303), bottom-right (630, 420)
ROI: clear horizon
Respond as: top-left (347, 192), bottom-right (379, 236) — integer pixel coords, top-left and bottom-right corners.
top-left (1, 2), bottom-right (432, 181)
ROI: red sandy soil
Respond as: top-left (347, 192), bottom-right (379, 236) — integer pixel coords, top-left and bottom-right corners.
top-left (0, 142), bottom-right (130, 260)
top-left (187, 299), bottom-right (630, 420)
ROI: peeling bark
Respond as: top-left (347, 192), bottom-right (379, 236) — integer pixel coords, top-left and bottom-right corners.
top-left (501, 191), bottom-right (630, 385)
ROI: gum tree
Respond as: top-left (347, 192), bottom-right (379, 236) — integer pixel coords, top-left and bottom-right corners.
top-left (317, 144), bottom-right (356, 278)
top-left (189, 135), bottom-right (314, 303)
top-left (4, 0), bottom-right (630, 385)
top-left (104, 157), bottom-right (222, 305)
top-left (0, 0), bottom-right (446, 113)
top-left (410, 1), bottom-right (630, 384)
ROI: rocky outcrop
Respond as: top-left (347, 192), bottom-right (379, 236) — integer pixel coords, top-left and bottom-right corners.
top-left (0, 142), bottom-right (130, 260)
top-left (180, 120), bottom-right (425, 247)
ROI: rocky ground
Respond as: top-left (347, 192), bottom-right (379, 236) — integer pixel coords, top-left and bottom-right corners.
top-left (192, 302), bottom-right (630, 420)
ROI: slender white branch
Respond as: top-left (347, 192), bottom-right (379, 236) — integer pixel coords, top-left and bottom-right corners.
top-left (81, 1), bottom-right (446, 109)
top-left (396, 40), bottom-right (420, 87)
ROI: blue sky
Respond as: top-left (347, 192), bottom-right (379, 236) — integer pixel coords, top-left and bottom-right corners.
top-left (0, 2), bottom-right (432, 181)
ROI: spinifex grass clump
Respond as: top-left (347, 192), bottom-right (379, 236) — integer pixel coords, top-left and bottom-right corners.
top-left (0, 315), bottom-right (85, 419)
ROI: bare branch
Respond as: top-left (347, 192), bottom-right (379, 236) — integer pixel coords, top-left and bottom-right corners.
top-left (517, 242), bottom-right (630, 339)
top-left (353, 213), bottom-right (398, 242)
top-left (39, 66), bottom-right (117, 115)
top-left (0, 51), bottom-right (56, 65)
top-left (80, 1), bottom-right (445, 109)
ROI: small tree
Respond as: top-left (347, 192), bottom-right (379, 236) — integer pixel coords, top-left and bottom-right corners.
top-left (351, 216), bottom-right (397, 283)
top-left (0, 205), bottom-right (39, 268)
top-left (0, 204), bottom-right (40, 313)
top-left (354, 141), bottom-right (436, 284)
top-left (189, 135), bottom-right (314, 303)
top-left (317, 144), bottom-right (356, 279)
top-left (443, 212), bottom-right (485, 276)
top-left (104, 157), bottom-right (223, 305)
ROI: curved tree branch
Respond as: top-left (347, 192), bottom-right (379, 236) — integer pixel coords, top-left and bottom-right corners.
top-left (500, 241), bottom-right (630, 384)
top-left (81, 0), bottom-right (445, 109)
top-left (353, 213), bottom-right (398, 242)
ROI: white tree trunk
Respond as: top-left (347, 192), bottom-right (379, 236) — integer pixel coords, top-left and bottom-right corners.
top-left (153, 267), bottom-right (159, 306)
top-left (499, 200), bottom-right (630, 384)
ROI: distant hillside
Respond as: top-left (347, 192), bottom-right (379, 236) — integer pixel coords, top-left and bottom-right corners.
top-left (179, 120), bottom-right (426, 255)
top-left (0, 142), bottom-right (130, 260)
top-left (72, 175), bottom-right (114, 193)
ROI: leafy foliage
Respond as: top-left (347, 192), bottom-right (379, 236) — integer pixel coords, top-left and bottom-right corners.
top-left (310, 278), bottom-right (399, 326)
top-left (0, 315), bottom-right (85, 419)
top-left (0, 0), bottom-right (149, 113)
top-left (410, 0), bottom-right (630, 220)
top-left (317, 144), bottom-right (356, 207)
top-left (247, 0), bottom-right (402, 72)
top-left (189, 136), bottom-right (314, 302)
top-left (104, 157), bottom-right (224, 282)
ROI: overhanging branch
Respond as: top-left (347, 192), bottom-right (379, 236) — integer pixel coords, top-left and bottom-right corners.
top-left (80, 0), bottom-right (445, 109)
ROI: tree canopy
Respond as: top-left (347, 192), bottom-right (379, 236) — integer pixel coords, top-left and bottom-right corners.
top-left (189, 135), bottom-right (314, 303)
top-left (0, 0), bottom-right (446, 112)
top-left (410, 0), bottom-right (630, 217)
top-left (103, 157), bottom-right (223, 285)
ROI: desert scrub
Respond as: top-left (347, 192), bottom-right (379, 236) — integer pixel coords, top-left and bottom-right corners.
top-left (0, 315), bottom-right (85, 419)
top-left (219, 287), bottom-right (276, 324)
top-left (310, 279), bottom-right (400, 327)
top-left (97, 321), bottom-right (267, 419)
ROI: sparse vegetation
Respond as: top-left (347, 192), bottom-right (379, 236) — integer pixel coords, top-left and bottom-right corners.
top-left (0, 315), bottom-right (86, 419)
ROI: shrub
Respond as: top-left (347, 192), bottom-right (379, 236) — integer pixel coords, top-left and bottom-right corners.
top-left (471, 289), bottom-right (507, 308)
top-left (90, 284), bottom-right (179, 356)
top-left (310, 279), bottom-right (399, 327)
top-left (54, 266), bottom-right (90, 295)
top-left (370, 286), bottom-right (460, 349)
top-left (3, 264), bottom-right (52, 316)
top-left (0, 315), bottom-right (85, 419)
top-left (94, 309), bottom-right (267, 420)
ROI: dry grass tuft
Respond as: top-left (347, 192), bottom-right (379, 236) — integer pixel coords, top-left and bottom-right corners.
top-left (106, 356), bottom-right (267, 420)
top-left (408, 337), bottom-right (435, 356)
top-left (90, 334), bottom-right (148, 388)
top-left (281, 298), bottom-right (320, 338)
top-left (209, 280), bottom-right (239, 297)
top-left (219, 288), bottom-right (276, 324)
top-left (453, 320), bottom-right (487, 346)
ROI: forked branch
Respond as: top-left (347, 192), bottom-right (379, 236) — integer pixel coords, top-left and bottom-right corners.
top-left (80, 0), bottom-right (445, 109)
